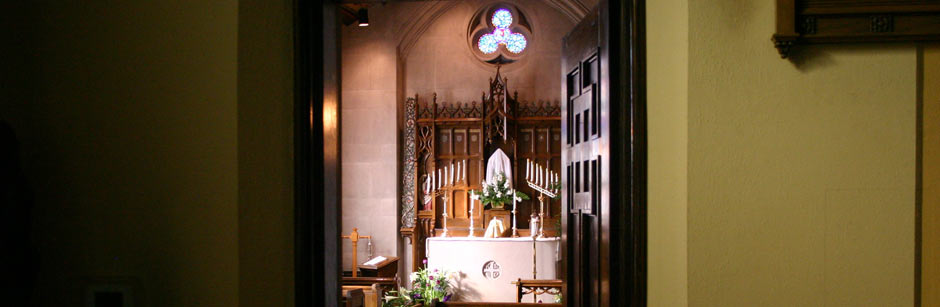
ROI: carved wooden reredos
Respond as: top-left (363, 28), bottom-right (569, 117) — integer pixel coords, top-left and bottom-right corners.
top-left (400, 68), bottom-right (561, 271)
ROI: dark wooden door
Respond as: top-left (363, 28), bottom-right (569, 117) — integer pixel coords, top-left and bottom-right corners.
top-left (562, 8), bottom-right (602, 307)
top-left (561, 2), bottom-right (647, 306)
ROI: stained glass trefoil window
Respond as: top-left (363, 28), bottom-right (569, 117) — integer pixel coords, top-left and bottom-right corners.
top-left (477, 9), bottom-right (527, 54)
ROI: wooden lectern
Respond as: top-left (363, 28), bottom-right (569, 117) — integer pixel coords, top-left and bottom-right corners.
top-left (359, 256), bottom-right (399, 277)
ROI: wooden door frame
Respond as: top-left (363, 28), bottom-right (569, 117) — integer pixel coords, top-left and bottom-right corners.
top-left (603, 0), bottom-right (647, 305)
top-left (293, 1), bottom-right (646, 306)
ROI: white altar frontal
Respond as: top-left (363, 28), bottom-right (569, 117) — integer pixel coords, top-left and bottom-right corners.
top-left (426, 237), bottom-right (560, 302)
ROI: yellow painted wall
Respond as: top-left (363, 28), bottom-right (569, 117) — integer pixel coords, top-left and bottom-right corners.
top-left (238, 0), bottom-right (295, 305)
top-left (1, 1), bottom-right (242, 306)
top-left (646, 0), bottom-right (689, 306)
top-left (688, 1), bottom-right (916, 306)
top-left (922, 44), bottom-right (940, 306)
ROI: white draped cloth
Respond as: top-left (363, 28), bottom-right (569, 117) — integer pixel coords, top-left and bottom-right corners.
top-left (485, 148), bottom-right (513, 188)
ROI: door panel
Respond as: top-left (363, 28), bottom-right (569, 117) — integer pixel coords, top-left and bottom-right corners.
top-left (562, 8), bottom-right (602, 307)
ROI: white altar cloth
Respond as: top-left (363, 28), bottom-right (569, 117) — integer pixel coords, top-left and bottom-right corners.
top-left (426, 237), bottom-right (560, 302)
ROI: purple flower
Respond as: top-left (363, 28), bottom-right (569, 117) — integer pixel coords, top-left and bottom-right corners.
top-left (430, 276), bottom-right (435, 280)
top-left (423, 259), bottom-right (428, 265)
top-left (443, 294), bottom-right (452, 302)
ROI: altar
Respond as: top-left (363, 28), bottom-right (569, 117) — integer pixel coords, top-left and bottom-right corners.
top-left (426, 237), bottom-right (560, 302)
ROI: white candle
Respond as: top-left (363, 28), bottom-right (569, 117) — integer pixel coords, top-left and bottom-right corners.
top-left (450, 163), bottom-right (454, 185)
top-left (456, 161), bottom-right (461, 183)
top-left (525, 159), bottom-right (532, 180)
top-left (438, 168), bottom-right (442, 188)
top-left (532, 161), bottom-right (536, 181)
top-left (538, 165), bottom-right (543, 186)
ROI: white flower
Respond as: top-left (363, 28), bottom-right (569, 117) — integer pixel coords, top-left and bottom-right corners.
top-left (496, 191), bottom-right (502, 197)
top-left (410, 272), bottom-right (419, 281)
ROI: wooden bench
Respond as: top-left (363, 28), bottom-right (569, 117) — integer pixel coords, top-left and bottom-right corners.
top-left (342, 276), bottom-right (398, 307)
top-left (342, 288), bottom-right (364, 307)
top-left (512, 278), bottom-right (563, 303)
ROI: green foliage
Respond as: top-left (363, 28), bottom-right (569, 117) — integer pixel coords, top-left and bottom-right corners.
top-left (382, 261), bottom-right (454, 307)
top-left (469, 172), bottom-right (530, 209)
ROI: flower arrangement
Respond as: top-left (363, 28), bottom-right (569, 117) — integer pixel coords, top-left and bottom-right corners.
top-left (469, 172), bottom-right (529, 209)
top-left (383, 259), bottom-right (453, 306)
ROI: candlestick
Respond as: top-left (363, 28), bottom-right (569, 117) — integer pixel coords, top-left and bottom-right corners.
top-left (525, 160), bottom-right (557, 238)
top-left (468, 197), bottom-right (476, 237)
top-left (441, 194), bottom-right (449, 237)
top-left (511, 189), bottom-right (518, 237)
top-left (537, 193), bottom-right (546, 238)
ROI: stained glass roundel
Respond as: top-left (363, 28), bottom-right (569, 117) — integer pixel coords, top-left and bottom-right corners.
top-left (478, 34), bottom-right (499, 54)
top-left (477, 8), bottom-right (527, 54)
top-left (491, 9), bottom-right (513, 28)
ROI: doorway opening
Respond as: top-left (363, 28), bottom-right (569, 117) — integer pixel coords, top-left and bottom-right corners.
top-left (294, 1), bottom-right (646, 306)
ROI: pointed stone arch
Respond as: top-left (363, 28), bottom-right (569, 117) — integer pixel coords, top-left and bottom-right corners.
top-left (396, 0), bottom-right (589, 60)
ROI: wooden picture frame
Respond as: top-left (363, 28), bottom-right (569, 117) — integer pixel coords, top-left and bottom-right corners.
top-left (773, 0), bottom-right (940, 58)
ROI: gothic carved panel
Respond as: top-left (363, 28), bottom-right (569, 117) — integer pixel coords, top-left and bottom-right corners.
top-left (401, 97), bottom-right (418, 228)
top-left (400, 69), bottom-right (561, 270)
